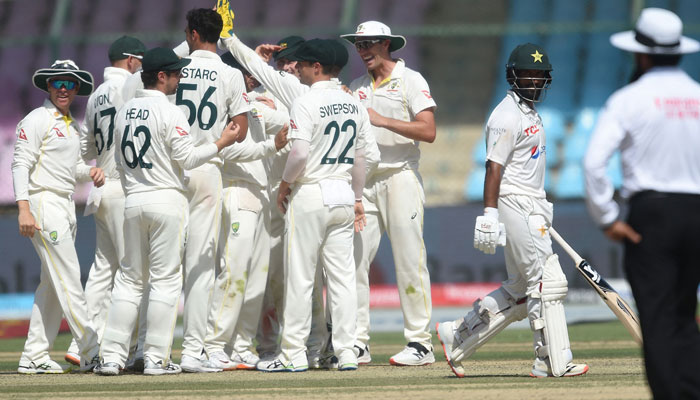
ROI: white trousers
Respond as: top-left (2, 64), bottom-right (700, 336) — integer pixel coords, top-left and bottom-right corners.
top-left (182, 163), bottom-right (223, 358)
top-left (21, 191), bottom-right (98, 364)
top-left (280, 184), bottom-right (357, 365)
top-left (354, 169), bottom-right (432, 347)
top-left (100, 192), bottom-right (188, 367)
top-left (205, 182), bottom-right (269, 354)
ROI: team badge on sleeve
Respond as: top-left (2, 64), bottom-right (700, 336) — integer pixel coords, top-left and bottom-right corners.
top-left (289, 119), bottom-right (298, 130)
top-left (18, 128), bottom-right (27, 141)
top-left (242, 92), bottom-right (250, 104)
top-left (52, 127), bottom-right (65, 138)
top-left (421, 90), bottom-right (432, 99)
top-left (176, 126), bottom-right (189, 136)
top-left (358, 91), bottom-right (367, 100)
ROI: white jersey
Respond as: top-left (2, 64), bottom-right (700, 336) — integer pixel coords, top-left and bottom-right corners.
top-left (486, 90), bottom-right (547, 199)
top-left (12, 99), bottom-right (92, 200)
top-left (584, 66), bottom-right (700, 226)
top-left (175, 50), bottom-right (249, 165)
top-left (121, 70), bottom-right (142, 103)
top-left (289, 80), bottom-right (371, 184)
top-left (114, 89), bottom-right (218, 198)
top-left (349, 59), bottom-right (436, 172)
top-left (82, 67), bottom-right (132, 179)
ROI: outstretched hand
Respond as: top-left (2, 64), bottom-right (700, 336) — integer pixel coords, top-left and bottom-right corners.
top-left (216, 0), bottom-right (235, 38)
top-left (255, 44), bottom-right (282, 62)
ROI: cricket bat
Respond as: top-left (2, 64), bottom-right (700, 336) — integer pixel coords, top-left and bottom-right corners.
top-left (549, 227), bottom-right (643, 345)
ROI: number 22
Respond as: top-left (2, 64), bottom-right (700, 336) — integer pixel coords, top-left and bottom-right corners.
top-left (321, 120), bottom-right (356, 165)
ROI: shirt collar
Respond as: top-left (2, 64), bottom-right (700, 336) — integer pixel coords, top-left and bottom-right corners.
top-left (189, 49), bottom-right (221, 61)
top-left (310, 80), bottom-right (340, 90)
top-left (506, 90), bottom-right (539, 117)
top-left (136, 89), bottom-right (168, 98)
top-left (368, 59), bottom-right (405, 87)
top-left (42, 99), bottom-right (73, 120)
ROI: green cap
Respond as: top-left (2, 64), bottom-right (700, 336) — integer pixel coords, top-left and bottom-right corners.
top-left (108, 36), bottom-right (146, 61)
top-left (327, 39), bottom-right (349, 69)
top-left (506, 43), bottom-right (553, 71)
top-left (288, 39), bottom-right (343, 67)
top-left (141, 47), bottom-right (191, 73)
top-left (273, 35), bottom-right (305, 61)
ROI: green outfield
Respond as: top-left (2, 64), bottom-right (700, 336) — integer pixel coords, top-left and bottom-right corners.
top-left (0, 321), bottom-right (649, 399)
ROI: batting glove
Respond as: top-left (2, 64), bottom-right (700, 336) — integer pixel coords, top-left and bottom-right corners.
top-left (474, 207), bottom-right (506, 254)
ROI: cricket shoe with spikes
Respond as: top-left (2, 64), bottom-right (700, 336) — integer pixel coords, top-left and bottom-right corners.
top-left (353, 344), bottom-right (371, 365)
top-left (436, 321), bottom-right (466, 377)
top-left (94, 362), bottom-right (121, 376)
top-left (530, 357), bottom-right (589, 378)
top-left (232, 350), bottom-right (259, 370)
top-left (256, 357), bottom-right (308, 372)
top-left (144, 357), bottom-right (182, 376)
top-left (389, 342), bottom-right (435, 366)
top-left (18, 359), bottom-right (64, 374)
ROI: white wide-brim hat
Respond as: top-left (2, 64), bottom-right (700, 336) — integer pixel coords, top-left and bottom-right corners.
top-left (610, 7), bottom-right (700, 55)
top-left (340, 20), bottom-right (406, 52)
top-left (33, 59), bottom-right (94, 96)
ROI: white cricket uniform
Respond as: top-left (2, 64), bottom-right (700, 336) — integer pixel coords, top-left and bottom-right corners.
top-left (78, 67), bottom-right (130, 344)
top-left (100, 89), bottom-right (221, 367)
top-left (175, 49), bottom-right (249, 360)
top-left (205, 97), bottom-right (283, 356)
top-left (11, 100), bottom-right (99, 365)
top-left (485, 90), bottom-right (563, 353)
top-left (349, 59), bottom-right (436, 348)
top-left (279, 80), bottom-right (370, 366)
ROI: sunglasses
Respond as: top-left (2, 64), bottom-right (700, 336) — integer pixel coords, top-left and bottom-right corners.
top-left (48, 79), bottom-right (78, 90)
top-left (355, 39), bottom-right (383, 50)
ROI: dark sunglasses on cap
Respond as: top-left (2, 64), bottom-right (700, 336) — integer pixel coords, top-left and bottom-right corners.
top-left (355, 39), bottom-right (383, 50)
top-left (48, 79), bottom-right (78, 90)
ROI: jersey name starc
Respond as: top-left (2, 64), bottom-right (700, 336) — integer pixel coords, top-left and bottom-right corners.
top-left (289, 80), bottom-right (370, 184)
top-left (486, 91), bottom-right (546, 198)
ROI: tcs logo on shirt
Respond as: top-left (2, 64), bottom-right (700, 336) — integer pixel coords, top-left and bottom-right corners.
top-left (524, 124), bottom-right (540, 136)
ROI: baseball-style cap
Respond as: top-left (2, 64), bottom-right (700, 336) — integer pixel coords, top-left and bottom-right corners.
top-left (340, 21), bottom-right (406, 52)
top-left (610, 8), bottom-right (700, 55)
top-left (287, 39), bottom-right (335, 66)
top-left (32, 59), bottom-right (94, 96)
top-left (108, 36), bottom-right (146, 61)
top-left (327, 39), bottom-right (349, 69)
top-left (273, 35), bottom-right (305, 61)
top-left (506, 43), bottom-right (553, 71)
top-left (141, 47), bottom-right (191, 73)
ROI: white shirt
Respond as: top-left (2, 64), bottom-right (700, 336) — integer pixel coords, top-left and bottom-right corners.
top-left (349, 59), bottom-right (436, 172)
top-left (81, 67), bottom-right (132, 179)
top-left (486, 91), bottom-right (547, 199)
top-left (174, 49), bottom-right (249, 166)
top-left (288, 80), bottom-right (371, 184)
top-left (584, 66), bottom-right (700, 226)
top-left (12, 99), bottom-right (92, 200)
top-left (114, 89), bottom-right (218, 198)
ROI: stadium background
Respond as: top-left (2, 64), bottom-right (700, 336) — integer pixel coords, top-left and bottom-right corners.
top-left (0, 0), bottom-right (698, 317)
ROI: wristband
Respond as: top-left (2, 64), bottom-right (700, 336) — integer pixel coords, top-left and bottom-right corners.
top-left (484, 207), bottom-right (499, 220)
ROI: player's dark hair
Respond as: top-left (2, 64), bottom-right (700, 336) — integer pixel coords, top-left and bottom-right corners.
top-left (328, 65), bottom-right (343, 77)
top-left (141, 70), bottom-right (159, 88)
top-left (649, 53), bottom-right (682, 66)
top-left (321, 64), bottom-right (336, 75)
top-left (186, 8), bottom-right (223, 44)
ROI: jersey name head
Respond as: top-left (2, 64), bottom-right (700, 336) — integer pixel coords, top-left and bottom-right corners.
top-left (181, 67), bottom-right (217, 82)
top-left (319, 102), bottom-right (359, 119)
top-left (125, 108), bottom-right (150, 120)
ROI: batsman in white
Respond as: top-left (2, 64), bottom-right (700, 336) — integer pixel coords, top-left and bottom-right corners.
top-left (436, 43), bottom-right (588, 378)
top-left (62, 36), bottom-right (147, 367)
top-left (176, 8), bottom-right (249, 373)
top-left (96, 47), bottom-right (242, 376)
top-left (12, 60), bottom-right (104, 373)
top-left (257, 39), bottom-right (370, 372)
top-left (340, 21), bottom-right (436, 366)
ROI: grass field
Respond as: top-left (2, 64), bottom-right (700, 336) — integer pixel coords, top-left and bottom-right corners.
top-left (0, 321), bottom-right (649, 399)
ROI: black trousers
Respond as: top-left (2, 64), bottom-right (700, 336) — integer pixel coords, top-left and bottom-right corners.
top-left (625, 191), bottom-right (700, 400)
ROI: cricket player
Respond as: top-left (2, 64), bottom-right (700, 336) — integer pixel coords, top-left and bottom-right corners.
top-left (12, 60), bottom-right (103, 373)
top-left (63, 36), bottom-right (146, 367)
top-left (96, 47), bottom-right (242, 376)
top-left (177, 8), bottom-right (249, 373)
top-left (340, 21), bottom-right (436, 365)
top-left (257, 38), bottom-right (369, 372)
top-left (436, 43), bottom-right (588, 378)
top-left (205, 53), bottom-right (289, 371)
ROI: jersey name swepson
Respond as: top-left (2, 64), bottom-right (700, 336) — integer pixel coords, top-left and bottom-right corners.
top-left (289, 80), bottom-right (370, 184)
top-left (486, 90), bottom-right (547, 198)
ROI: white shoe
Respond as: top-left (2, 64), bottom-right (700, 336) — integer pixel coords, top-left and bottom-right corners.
top-left (144, 357), bottom-right (182, 376)
top-left (94, 362), bottom-right (121, 376)
top-left (64, 352), bottom-right (80, 366)
top-left (256, 357), bottom-right (307, 372)
top-left (80, 353), bottom-right (100, 372)
top-left (232, 350), bottom-right (259, 370)
top-left (389, 342), bottom-right (435, 366)
top-left (18, 359), bottom-right (64, 374)
top-left (353, 344), bottom-right (371, 365)
top-left (180, 354), bottom-right (222, 373)
top-left (208, 351), bottom-right (237, 371)
top-left (530, 357), bottom-right (589, 378)
top-left (436, 321), bottom-right (466, 377)
top-left (337, 351), bottom-right (358, 371)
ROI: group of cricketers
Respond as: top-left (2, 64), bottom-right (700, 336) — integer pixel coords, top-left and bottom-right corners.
top-left (19, 2), bottom-right (697, 390)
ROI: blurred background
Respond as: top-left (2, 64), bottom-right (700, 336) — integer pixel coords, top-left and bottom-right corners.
top-left (0, 0), bottom-right (698, 316)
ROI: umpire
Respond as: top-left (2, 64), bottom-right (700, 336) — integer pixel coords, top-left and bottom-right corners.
top-left (583, 8), bottom-right (700, 399)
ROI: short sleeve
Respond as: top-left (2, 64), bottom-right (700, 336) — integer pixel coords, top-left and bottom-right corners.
top-left (226, 68), bottom-right (251, 118)
top-left (485, 111), bottom-right (518, 166)
top-left (405, 72), bottom-right (436, 116)
top-left (288, 101), bottom-right (313, 143)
